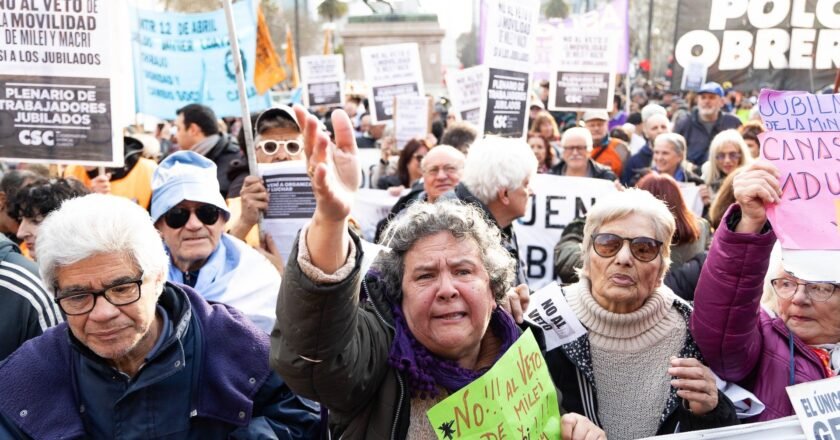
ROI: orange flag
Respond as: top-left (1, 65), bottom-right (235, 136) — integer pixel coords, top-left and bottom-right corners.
top-left (254, 7), bottom-right (285, 95)
top-left (284, 25), bottom-right (300, 88)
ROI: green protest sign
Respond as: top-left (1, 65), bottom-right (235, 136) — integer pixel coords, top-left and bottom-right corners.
top-left (426, 328), bottom-right (561, 439)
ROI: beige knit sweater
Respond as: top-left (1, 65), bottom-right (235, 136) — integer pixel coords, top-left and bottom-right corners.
top-left (567, 279), bottom-right (686, 440)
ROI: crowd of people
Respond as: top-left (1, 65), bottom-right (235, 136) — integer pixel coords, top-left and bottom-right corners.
top-left (0, 76), bottom-right (836, 440)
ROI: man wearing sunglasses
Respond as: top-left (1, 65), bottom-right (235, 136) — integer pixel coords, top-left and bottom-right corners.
top-left (0, 194), bottom-right (320, 438)
top-left (151, 151), bottom-right (281, 333)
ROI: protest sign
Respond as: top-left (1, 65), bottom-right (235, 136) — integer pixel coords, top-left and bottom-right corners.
top-left (446, 65), bottom-right (485, 129)
top-left (758, 90), bottom-right (840, 133)
top-left (130, 0), bottom-right (270, 119)
top-left (394, 95), bottom-right (430, 150)
top-left (426, 329), bottom-right (561, 440)
top-left (514, 174), bottom-right (617, 289)
top-left (643, 415), bottom-right (804, 439)
top-left (259, 161), bottom-right (314, 262)
top-left (548, 30), bottom-right (617, 112)
top-left (300, 54), bottom-right (344, 108)
top-left (360, 43), bottom-right (424, 123)
top-left (680, 61), bottom-right (707, 92)
top-left (350, 188), bottom-right (400, 242)
top-left (525, 283), bottom-right (587, 351)
top-left (673, 0), bottom-right (838, 92)
top-left (479, 0), bottom-right (539, 139)
top-left (758, 130), bottom-right (840, 250)
top-left (787, 376), bottom-right (840, 440)
top-left (0, 0), bottom-right (123, 165)
top-left (357, 148), bottom-right (383, 189)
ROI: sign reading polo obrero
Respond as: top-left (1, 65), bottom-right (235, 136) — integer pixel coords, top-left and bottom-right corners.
top-left (673, 0), bottom-right (839, 91)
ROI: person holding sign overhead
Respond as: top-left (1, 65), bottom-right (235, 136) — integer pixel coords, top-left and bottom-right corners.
top-left (270, 106), bottom-right (605, 439)
top-left (541, 188), bottom-right (739, 439)
top-left (692, 161), bottom-right (840, 422)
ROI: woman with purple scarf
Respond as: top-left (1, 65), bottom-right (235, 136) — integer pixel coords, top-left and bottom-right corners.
top-left (270, 107), bottom-right (604, 439)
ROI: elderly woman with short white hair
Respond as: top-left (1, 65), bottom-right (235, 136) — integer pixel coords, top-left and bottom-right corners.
top-left (543, 188), bottom-right (739, 439)
top-left (549, 127), bottom-right (617, 181)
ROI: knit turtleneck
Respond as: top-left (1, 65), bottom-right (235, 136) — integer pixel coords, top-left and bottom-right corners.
top-left (567, 278), bottom-right (683, 352)
top-left (567, 278), bottom-right (687, 440)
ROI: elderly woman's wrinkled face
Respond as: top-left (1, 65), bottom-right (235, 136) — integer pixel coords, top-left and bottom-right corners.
top-left (588, 213), bottom-right (663, 313)
top-left (775, 271), bottom-right (840, 345)
top-left (401, 231), bottom-right (496, 368)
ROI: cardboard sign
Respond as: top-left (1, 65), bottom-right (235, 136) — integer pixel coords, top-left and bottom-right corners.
top-left (548, 30), bottom-right (617, 112)
top-left (759, 130), bottom-right (840, 250)
top-left (300, 54), bottom-right (344, 108)
top-left (525, 283), bottom-right (587, 351)
top-left (0, 0), bottom-right (123, 166)
top-left (514, 174), bottom-right (618, 289)
top-left (680, 61), bottom-right (708, 92)
top-left (360, 43), bottom-right (424, 123)
top-left (426, 329), bottom-right (561, 440)
top-left (758, 89), bottom-right (840, 133)
top-left (445, 65), bottom-right (485, 128)
top-left (787, 376), bottom-right (840, 440)
top-left (394, 95), bottom-right (430, 150)
top-left (479, 0), bottom-right (539, 139)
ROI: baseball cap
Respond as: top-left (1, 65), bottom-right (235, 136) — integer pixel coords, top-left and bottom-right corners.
top-left (698, 82), bottom-right (725, 97)
top-left (254, 105), bottom-right (301, 134)
top-left (582, 110), bottom-right (609, 122)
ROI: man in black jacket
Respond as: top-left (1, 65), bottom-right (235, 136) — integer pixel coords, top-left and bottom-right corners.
top-left (674, 82), bottom-right (741, 168)
top-left (175, 103), bottom-right (243, 197)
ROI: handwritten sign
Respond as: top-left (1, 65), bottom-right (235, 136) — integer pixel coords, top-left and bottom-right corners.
top-left (129, 0), bottom-right (270, 118)
top-left (525, 283), bottom-right (587, 351)
top-left (426, 329), bottom-right (561, 440)
top-left (758, 130), bottom-right (840, 250)
top-left (300, 54), bottom-right (344, 108)
top-left (787, 376), bottom-right (840, 440)
top-left (360, 43), bottom-right (424, 123)
top-left (0, 0), bottom-right (123, 166)
top-left (514, 174), bottom-right (618, 289)
top-left (758, 89), bottom-right (840, 133)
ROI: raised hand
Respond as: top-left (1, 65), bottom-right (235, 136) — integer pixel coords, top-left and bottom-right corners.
top-left (732, 161), bottom-right (781, 233)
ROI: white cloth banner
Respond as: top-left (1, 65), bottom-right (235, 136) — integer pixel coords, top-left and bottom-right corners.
top-left (351, 188), bottom-right (400, 243)
top-left (514, 174), bottom-right (617, 289)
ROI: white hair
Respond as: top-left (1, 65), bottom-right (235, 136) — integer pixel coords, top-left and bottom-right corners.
top-left (462, 136), bottom-right (538, 205)
top-left (37, 194), bottom-right (169, 294)
top-left (705, 129), bottom-right (753, 186)
top-left (560, 127), bottom-right (594, 151)
top-left (641, 104), bottom-right (667, 122)
top-left (580, 188), bottom-right (676, 279)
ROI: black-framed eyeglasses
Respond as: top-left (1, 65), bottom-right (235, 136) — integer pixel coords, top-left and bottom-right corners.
top-left (257, 139), bottom-right (302, 157)
top-left (771, 278), bottom-right (840, 302)
top-left (163, 204), bottom-right (222, 229)
top-left (55, 273), bottom-right (145, 316)
top-left (591, 233), bottom-right (663, 262)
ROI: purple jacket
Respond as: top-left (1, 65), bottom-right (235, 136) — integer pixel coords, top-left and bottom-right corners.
top-left (691, 205), bottom-right (827, 422)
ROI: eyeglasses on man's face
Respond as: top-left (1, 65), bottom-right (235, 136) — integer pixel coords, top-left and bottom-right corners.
top-left (257, 139), bottom-right (302, 157)
top-left (423, 165), bottom-right (461, 177)
top-left (163, 204), bottom-right (222, 229)
top-left (55, 273), bottom-right (145, 316)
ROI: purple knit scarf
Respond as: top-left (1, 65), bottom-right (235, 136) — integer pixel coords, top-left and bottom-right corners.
top-left (387, 304), bottom-right (521, 399)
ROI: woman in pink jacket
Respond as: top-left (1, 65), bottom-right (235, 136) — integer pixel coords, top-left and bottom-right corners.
top-left (691, 161), bottom-right (840, 422)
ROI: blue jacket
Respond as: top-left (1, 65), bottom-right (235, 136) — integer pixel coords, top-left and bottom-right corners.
top-left (0, 283), bottom-right (320, 440)
top-left (620, 143), bottom-right (653, 186)
top-left (674, 110), bottom-right (742, 168)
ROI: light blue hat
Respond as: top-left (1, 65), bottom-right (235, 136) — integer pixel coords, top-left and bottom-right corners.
top-left (150, 151), bottom-right (230, 224)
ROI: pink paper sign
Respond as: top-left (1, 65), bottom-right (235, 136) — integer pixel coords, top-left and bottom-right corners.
top-left (758, 89), bottom-right (840, 132)
top-left (759, 130), bottom-right (840, 250)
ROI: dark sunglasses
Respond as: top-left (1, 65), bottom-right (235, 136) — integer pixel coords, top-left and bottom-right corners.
top-left (257, 139), bottom-right (302, 157)
top-left (591, 233), bottom-right (663, 262)
top-left (163, 204), bottom-right (222, 229)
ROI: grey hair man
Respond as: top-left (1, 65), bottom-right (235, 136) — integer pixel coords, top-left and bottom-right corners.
top-left (621, 105), bottom-right (673, 186)
top-left (0, 194), bottom-right (320, 438)
top-left (440, 137), bottom-right (537, 286)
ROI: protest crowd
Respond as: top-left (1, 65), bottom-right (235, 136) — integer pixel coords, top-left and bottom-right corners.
top-left (0, 0), bottom-right (839, 439)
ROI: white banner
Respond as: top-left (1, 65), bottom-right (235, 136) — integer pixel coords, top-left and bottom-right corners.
top-left (300, 54), bottom-right (344, 108)
top-left (360, 43), bottom-right (424, 123)
top-left (514, 174), bottom-right (618, 289)
top-left (445, 65), bottom-right (485, 129)
top-left (351, 188), bottom-right (400, 242)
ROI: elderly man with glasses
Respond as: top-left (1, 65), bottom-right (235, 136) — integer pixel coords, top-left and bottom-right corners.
top-left (0, 194), bottom-right (320, 439)
top-left (151, 151), bottom-right (281, 333)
